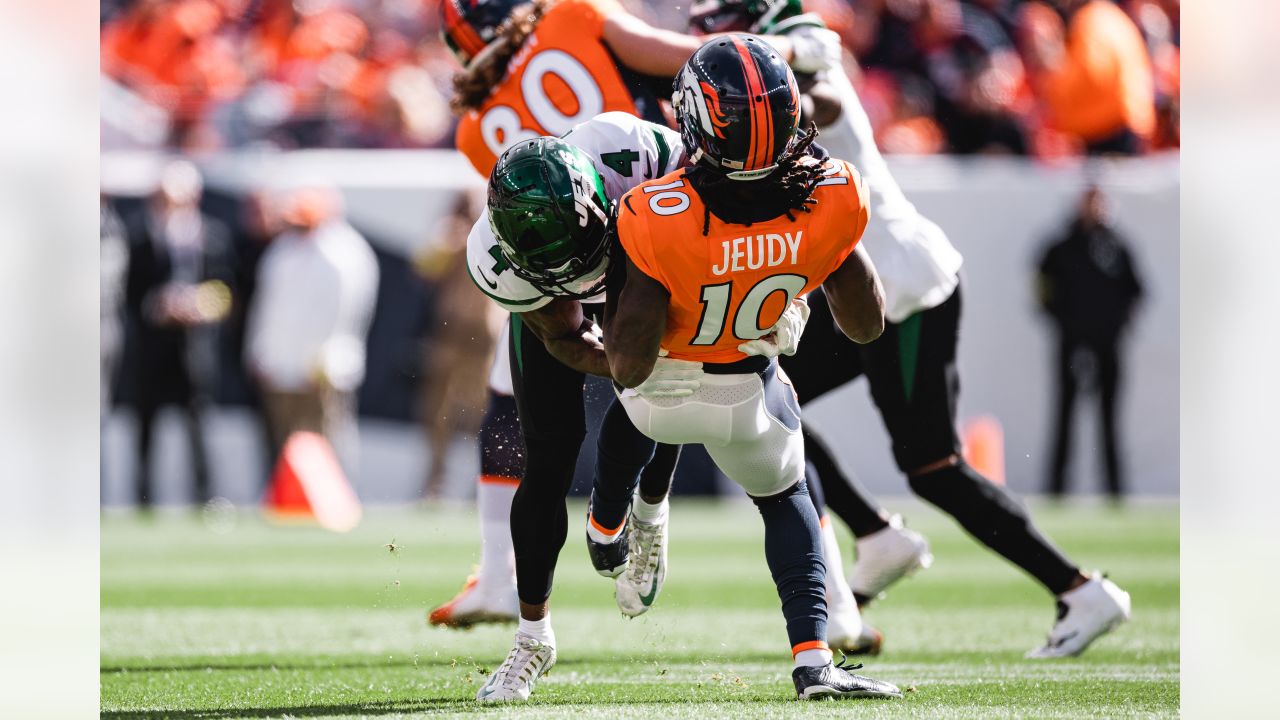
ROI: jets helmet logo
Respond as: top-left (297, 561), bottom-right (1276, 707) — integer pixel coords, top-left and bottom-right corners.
top-left (567, 163), bottom-right (605, 228)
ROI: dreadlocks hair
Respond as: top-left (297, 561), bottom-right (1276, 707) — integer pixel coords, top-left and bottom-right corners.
top-left (688, 123), bottom-right (825, 236)
top-left (450, 0), bottom-right (556, 113)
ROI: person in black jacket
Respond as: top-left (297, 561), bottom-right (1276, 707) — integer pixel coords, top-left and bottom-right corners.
top-left (124, 161), bottom-right (236, 508)
top-left (1036, 185), bottom-right (1144, 500)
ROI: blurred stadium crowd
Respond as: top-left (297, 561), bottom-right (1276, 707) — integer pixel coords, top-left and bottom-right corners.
top-left (102, 0), bottom-right (1179, 156)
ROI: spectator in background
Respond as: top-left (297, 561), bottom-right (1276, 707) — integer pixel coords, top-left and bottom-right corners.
top-left (1036, 186), bottom-right (1144, 502)
top-left (916, 0), bottom-right (1029, 153)
top-left (1018, 0), bottom-right (1155, 154)
top-left (245, 188), bottom-right (379, 476)
top-left (125, 160), bottom-right (236, 508)
top-left (101, 0), bottom-right (245, 146)
top-left (414, 190), bottom-right (504, 500)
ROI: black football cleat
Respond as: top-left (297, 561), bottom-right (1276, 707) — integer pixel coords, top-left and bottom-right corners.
top-left (586, 510), bottom-right (629, 578)
top-left (792, 658), bottom-right (903, 700)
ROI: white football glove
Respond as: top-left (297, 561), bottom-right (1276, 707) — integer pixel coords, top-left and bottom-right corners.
top-left (785, 27), bottom-right (843, 74)
top-left (738, 297), bottom-right (810, 359)
top-left (634, 352), bottom-right (703, 398)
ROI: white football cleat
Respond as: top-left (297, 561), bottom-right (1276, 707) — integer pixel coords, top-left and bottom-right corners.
top-left (1027, 572), bottom-right (1131, 658)
top-left (850, 515), bottom-right (933, 604)
top-left (427, 575), bottom-right (517, 628)
top-left (615, 513), bottom-right (667, 617)
top-left (828, 606), bottom-right (884, 656)
top-left (475, 633), bottom-right (557, 702)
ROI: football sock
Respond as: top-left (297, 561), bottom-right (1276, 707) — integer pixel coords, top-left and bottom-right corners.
top-left (805, 427), bottom-right (890, 538)
top-left (908, 460), bottom-right (1080, 595)
top-left (589, 399), bottom-right (658, 532)
top-left (477, 476), bottom-right (517, 588)
top-left (818, 515), bottom-right (858, 612)
top-left (638, 442), bottom-right (681, 501)
top-left (632, 495), bottom-right (668, 525)
top-left (586, 511), bottom-right (625, 545)
top-left (750, 478), bottom-right (828, 652)
top-left (517, 614), bottom-right (555, 647)
top-left (794, 645), bottom-right (834, 668)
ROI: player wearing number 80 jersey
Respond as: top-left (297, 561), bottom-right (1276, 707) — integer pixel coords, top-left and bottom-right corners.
top-left (442, 0), bottom-right (845, 177)
top-left (447, 0), bottom-right (659, 176)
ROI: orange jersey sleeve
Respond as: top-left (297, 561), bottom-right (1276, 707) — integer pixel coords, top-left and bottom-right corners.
top-left (616, 160), bottom-right (870, 363)
top-left (454, 0), bottom-right (642, 177)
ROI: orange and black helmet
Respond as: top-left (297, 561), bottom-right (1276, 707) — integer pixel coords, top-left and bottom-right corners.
top-left (440, 0), bottom-right (521, 65)
top-left (672, 34), bottom-right (801, 181)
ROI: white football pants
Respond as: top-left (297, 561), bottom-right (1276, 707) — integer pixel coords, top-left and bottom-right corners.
top-left (618, 362), bottom-right (804, 498)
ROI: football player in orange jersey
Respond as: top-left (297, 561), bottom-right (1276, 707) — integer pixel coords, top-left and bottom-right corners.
top-left (599, 36), bottom-right (902, 701)
top-left (440, 0), bottom-right (844, 176)
top-left (432, 0), bottom-right (844, 634)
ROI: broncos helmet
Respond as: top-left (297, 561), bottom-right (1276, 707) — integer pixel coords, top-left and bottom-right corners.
top-left (673, 34), bottom-right (802, 181)
top-left (687, 0), bottom-right (805, 35)
top-left (487, 137), bottom-right (613, 299)
top-left (440, 0), bottom-right (522, 65)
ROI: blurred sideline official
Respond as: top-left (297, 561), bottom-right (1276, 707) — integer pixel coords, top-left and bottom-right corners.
top-left (1036, 186), bottom-right (1145, 500)
top-left (245, 188), bottom-right (379, 475)
top-left (124, 161), bottom-right (235, 508)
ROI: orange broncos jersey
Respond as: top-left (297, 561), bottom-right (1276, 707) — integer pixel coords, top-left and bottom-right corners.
top-left (455, 0), bottom-right (650, 177)
top-left (617, 159), bottom-right (870, 363)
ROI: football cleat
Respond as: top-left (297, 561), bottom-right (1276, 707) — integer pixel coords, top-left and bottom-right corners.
top-left (793, 658), bottom-right (903, 700)
top-left (475, 633), bottom-right (557, 702)
top-left (586, 510), bottom-right (629, 578)
top-left (427, 575), bottom-right (517, 629)
top-left (850, 514), bottom-right (933, 605)
top-left (1026, 572), bottom-right (1131, 658)
top-left (829, 610), bottom-right (884, 657)
top-left (615, 513), bottom-right (668, 617)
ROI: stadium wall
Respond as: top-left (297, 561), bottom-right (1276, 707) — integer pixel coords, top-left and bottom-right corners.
top-left (101, 151), bottom-right (1178, 499)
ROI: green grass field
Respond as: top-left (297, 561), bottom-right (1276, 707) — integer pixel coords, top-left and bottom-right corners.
top-left (101, 499), bottom-right (1178, 719)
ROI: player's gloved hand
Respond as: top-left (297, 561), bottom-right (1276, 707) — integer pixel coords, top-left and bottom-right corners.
top-left (738, 297), bottom-right (810, 358)
top-left (786, 27), bottom-right (843, 74)
top-left (634, 351), bottom-right (703, 398)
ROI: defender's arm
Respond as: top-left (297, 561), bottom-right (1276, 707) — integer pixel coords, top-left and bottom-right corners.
top-left (821, 243), bottom-right (885, 344)
top-left (604, 257), bottom-right (669, 388)
top-left (518, 298), bottom-right (611, 377)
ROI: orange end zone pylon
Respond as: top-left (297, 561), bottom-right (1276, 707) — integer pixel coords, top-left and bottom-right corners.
top-left (961, 415), bottom-right (1006, 486)
top-left (264, 431), bottom-right (362, 532)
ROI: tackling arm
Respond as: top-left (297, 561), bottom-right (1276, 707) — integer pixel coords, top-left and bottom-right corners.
top-left (603, 257), bottom-right (669, 388)
top-left (519, 298), bottom-right (612, 378)
top-left (821, 243), bottom-right (886, 344)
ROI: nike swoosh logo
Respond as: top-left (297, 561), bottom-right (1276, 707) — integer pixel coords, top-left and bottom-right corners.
top-left (639, 559), bottom-right (661, 606)
top-left (475, 265), bottom-right (499, 290)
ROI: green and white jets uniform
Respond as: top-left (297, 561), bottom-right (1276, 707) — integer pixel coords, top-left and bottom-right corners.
top-left (764, 12), bottom-right (965, 323)
top-left (467, 112), bottom-right (684, 313)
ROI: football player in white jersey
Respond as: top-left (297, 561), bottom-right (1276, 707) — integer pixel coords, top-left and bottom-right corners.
top-left (690, 0), bottom-right (1132, 659)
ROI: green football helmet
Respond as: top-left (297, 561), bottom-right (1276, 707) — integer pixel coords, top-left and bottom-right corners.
top-left (688, 0), bottom-right (808, 35)
top-left (486, 137), bottom-right (613, 299)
